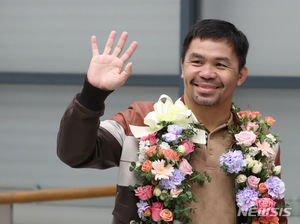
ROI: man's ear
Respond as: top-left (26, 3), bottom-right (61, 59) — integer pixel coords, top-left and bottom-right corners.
top-left (180, 60), bottom-right (184, 79)
top-left (237, 66), bottom-right (248, 86)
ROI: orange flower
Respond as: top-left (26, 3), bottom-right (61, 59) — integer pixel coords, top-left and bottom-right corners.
top-left (258, 216), bottom-right (270, 224)
top-left (267, 216), bottom-right (279, 224)
top-left (159, 148), bottom-right (174, 161)
top-left (252, 216), bottom-right (260, 224)
top-left (259, 216), bottom-right (279, 224)
top-left (265, 116), bottom-right (276, 125)
top-left (259, 183), bottom-right (268, 193)
top-left (238, 111), bottom-right (262, 120)
top-left (151, 179), bottom-right (158, 185)
top-left (145, 146), bottom-right (157, 157)
top-left (249, 111), bottom-right (262, 119)
top-left (238, 110), bottom-right (251, 118)
top-left (172, 151), bottom-right (180, 161)
top-left (158, 149), bottom-right (164, 156)
top-left (143, 207), bottom-right (151, 217)
top-left (141, 160), bottom-right (152, 172)
top-left (160, 209), bottom-right (173, 222)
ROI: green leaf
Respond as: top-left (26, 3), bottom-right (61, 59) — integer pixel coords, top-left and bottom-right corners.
top-left (180, 194), bottom-right (188, 203)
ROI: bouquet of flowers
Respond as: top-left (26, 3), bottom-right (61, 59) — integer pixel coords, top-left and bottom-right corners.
top-left (129, 95), bottom-right (211, 224)
top-left (220, 104), bottom-right (287, 224)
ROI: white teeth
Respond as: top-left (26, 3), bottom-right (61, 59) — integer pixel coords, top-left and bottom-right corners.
top-left (193, 83), bottom-right (217, 88)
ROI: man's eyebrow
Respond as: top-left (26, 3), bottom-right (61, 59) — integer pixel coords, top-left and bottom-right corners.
top-left (188, 52), bottom-right (205, 59)
top-left (188, 53), bottom-right (231, 63)
top-left (214, 56), bottom-right (231, 63)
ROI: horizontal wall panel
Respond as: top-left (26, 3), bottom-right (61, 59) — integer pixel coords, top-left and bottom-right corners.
top-left (1, 72), bottom-right (299, 88)
top-left (0, 0), bottom-right (180, 75)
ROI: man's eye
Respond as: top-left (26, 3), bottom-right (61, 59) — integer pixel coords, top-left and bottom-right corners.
top-left (192, 61), bottom-right (202, 65)
top-left (216, 63), bottom-right (226, 67)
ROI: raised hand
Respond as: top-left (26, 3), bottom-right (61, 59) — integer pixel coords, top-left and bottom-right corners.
top-left (87, 31), bottom-right (138, 90)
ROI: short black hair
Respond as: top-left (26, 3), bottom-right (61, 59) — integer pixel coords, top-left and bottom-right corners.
top-left (181, 19), bottom-right (249, 71)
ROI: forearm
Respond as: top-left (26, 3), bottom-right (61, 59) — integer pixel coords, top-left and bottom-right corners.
top-left (57, 78), bottom-right (122, 169)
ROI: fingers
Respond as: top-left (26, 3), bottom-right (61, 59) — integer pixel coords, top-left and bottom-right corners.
top-left (102, 31), bottom-right (138, 62)
top-left (103, 31), bottom-right (117, 55)
top-left (112, 32), bottom-right (128, 56)
top-left (120, 41), bottom-right (138, 63)
top-left (91, 36), bottom-right (99, 56)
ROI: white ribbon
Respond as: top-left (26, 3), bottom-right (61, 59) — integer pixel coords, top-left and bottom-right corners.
top-left (129, 94), bottom-right (206, 144)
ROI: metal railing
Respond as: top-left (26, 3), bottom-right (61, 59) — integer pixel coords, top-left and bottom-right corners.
top-left (0, 185), bottom-right (116, 224)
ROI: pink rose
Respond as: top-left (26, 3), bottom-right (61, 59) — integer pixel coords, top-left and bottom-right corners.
top-left (134, 185), bottom-right (154, 200)
top-left (181, 140), bottom-right (194, 156)
top-left (235, 130), bottom-right (257, 146)
top-left (140, 132), bottom-right (157, 145)
top-left (241, 121), bottom-right (259, 132)
top-left (151, 202), bottom-right (163, 221)
top-left (247, 175), bottom-right (260, 190)
top-left (179, 158), bottom-right (193, 176)
top-left (170, 187), bottom-right (183, 198)
top-left (256, 198), bottom-right (277, 217)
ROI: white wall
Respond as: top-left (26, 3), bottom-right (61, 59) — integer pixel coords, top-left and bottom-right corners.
top-left (0, 0), bottom-right (180, 75)
top-left (201, 0), bottom-right (300, 77)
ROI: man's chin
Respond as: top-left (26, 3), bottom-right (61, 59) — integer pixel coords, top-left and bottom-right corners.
top-left (192, 96), bottom-right (220, 107)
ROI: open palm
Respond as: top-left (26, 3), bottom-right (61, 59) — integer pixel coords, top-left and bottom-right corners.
top-left (87, 31), bottom-right (138, 90)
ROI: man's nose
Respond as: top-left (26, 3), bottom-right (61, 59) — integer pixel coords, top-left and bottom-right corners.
top-left (199, 64), bottom-right (217, 79)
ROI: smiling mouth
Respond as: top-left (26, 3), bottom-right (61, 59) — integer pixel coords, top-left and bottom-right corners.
top-left (193, 83), bottom-right (219, 89)
top-left (196, 84), bottom-right (217, 89)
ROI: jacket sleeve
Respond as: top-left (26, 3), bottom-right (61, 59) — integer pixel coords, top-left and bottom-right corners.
top-left (57, 78), bottom-right (123, 169)
top-left (274, 145), bottom-right (288, 224)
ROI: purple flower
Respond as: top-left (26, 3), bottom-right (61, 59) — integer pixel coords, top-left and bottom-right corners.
top-left (236, 187), bottom-right (259, 211)
top-left (162, 125), bottom-right (184, 142)
top-left (136, 200), bottom-right (150, 218)
top-left (265, 176), bottom-right (285, 199)
top-left (220, 150), bottom-right (247, 173)
top-left (159, 169), bottom-right (185, 189)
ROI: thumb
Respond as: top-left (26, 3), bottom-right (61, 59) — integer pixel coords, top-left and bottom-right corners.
top-left (120, 62), bottom-right (133, 81)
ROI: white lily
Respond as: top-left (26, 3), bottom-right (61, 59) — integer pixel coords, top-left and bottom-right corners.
top-left (129, 94), bottom-right (206, 144)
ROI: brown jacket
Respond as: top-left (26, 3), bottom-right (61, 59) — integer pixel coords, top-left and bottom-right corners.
top-left (57, 79), bottom-right (287, 224)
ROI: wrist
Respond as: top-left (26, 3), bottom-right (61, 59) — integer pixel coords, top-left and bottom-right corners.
top-left (76, 77), bottom-right (114, 111)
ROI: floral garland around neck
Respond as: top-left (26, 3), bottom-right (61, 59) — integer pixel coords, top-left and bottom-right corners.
top-left (128, 95), bottom-right (287, 224)
top-left (129, 94), bottom-right (211, 224)
top-left (220, 103), bottom-right (287, 224)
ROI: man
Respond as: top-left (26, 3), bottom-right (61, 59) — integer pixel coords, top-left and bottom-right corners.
top-left (57, 19), bottom-right (286, 223)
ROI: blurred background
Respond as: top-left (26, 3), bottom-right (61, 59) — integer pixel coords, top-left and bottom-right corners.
top-left (1, 0), bottom-right (299, 223)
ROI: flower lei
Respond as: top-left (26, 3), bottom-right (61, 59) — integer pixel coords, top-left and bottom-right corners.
top-left (220, 103), bottom-right (287, 224)
top-left (129, 95), bottom-right (287, 224)
top-left (129, 95), bottom-right (211, 224)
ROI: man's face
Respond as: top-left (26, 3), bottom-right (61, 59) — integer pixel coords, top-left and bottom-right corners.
top-left (181, 38), bottom-right (247, 108)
